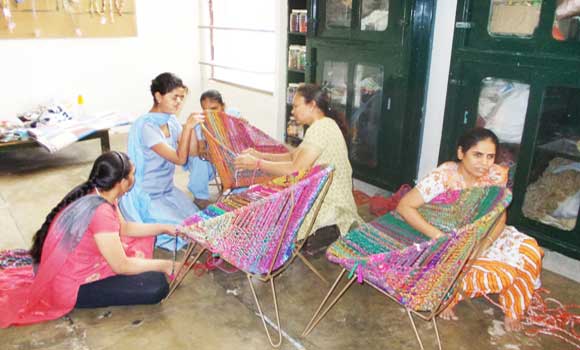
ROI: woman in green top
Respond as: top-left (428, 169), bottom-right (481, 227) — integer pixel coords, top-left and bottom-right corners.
top-left (234, 83), bottom-right (362, 241)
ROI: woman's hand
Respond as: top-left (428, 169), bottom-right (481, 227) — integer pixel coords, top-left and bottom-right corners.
top-left (162, 260), bottom-right (172, 276)
top-left (234, 153), bottom-right (259, 170)
top-left (159, 224), bottom-right (179, 235)
top-left (185, 113), bottom-right (205, 129)
top-left (241, 147), bottom-right (259, 158)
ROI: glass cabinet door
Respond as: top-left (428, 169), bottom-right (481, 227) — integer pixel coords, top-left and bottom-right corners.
top-left (315, 0), bottom-right (403, 43)
top-left (326, 0), bottom-right (352, 28)
top-left (488, 0), bottom-right (542, 38)
top-left (441, 61), bottom-right (533, 172)
top-left (360, 0), bottom-right (389, 31)
top-left (456, 0), bottom-right (580, 56)
top-left (521, 86), bottom-right (580, 231)
top-left (350, 64), bottom-right (384, 168)
top-left (477, 77), bottom-right (530, 187)
top-left (316, 50), bottom-right (402, 186)
top-left (321, 60), bottom-right (349, 127)
top-left (457, 0), bottom-right (542, 53)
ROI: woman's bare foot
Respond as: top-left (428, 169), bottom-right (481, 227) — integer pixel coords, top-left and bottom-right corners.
top-left (504, 316), bottom-right (522, 332)
top-left (440, 307), bottom-right (458, 321)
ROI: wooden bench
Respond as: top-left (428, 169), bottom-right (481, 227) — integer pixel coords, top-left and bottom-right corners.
top-left (0, 129), bottom-right (111, 154)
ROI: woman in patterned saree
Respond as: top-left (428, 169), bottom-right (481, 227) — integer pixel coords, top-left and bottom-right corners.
top-left (0, 152), bottom-right (178, 328)
top-left (234, 83), bottom-right (362, 241)
top-left (397, 127), bottom-right (543, 332)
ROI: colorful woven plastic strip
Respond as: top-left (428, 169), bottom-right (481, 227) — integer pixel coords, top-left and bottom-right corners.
top-left (0, 249), bottom-right (32, 269)
top-left (202, 111), bottom-right (288, 190)
top-left (326, 186), bottom-right (512, 312)
top-left (180, 164), bottom-right (333, 275)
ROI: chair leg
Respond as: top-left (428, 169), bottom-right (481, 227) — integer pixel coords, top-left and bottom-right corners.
top-left (432, 317), bottom-right (442, 350)
top-left (296, 252), bottom-right (329, 285)
top-left (406, 309), bottom-right (425, 350)
top-left (164, 245), bottom-right (206, 300)
top-left (167, 241), bottom-right (197, 292)
top-left (302, 268), bottom-right (356, 337)
top-left (211, 174), bottom-right (224, 196)
top-left (246, 274), bottom-right (283, 348)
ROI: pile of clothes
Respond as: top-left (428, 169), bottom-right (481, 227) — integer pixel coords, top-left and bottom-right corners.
top-left (0, 103), bottom-right (74, 144)
top-left (523, 157), bottom-right (580, 231)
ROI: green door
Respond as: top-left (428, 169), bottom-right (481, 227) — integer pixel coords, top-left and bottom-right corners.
top-left (307, 0), bottom-right (433, 189)
top-left (510, 70), bottom-right (580, 258)
top-left (440, 61), bottom-right (534, 169)
top-left (442, 0), bottom-right (580, 258)
top-left (314, 48), bottom-right (407, 186)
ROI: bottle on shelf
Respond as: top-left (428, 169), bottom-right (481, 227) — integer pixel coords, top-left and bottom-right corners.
top-left (288, 45), bottom-right (306, 71)
top-left (287, 83), bottom-right (300, 104)
top-left (290, 10), bottom-right (300, 32)
top-left (297, 46), bottom-right (306, 71)
top-left (297, 10), bottom-right (308, 33)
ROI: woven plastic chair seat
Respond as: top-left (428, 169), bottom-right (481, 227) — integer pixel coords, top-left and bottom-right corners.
top-left (203, 111), bottom-right (288, 191)
top-left (326, 186), bottom-right (512, 312)
top-left (181, 165), bottom-right (333, 275)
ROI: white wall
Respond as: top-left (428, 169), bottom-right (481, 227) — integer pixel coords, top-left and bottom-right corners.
top-left (417, 0), bottom-right (458, 181)
top-left (0, 0), bottom-right (201, 123)
top-left (198, 0), bottom-right (287, 141)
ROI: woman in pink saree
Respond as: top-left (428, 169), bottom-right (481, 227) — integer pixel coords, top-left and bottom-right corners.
top-left (0, 151), bottom-right (178, 328)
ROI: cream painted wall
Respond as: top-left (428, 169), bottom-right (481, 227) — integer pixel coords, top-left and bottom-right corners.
top-left (0, 0), bottom-right (201, 123)
top-left (417, 0), bottom-right (458, 181)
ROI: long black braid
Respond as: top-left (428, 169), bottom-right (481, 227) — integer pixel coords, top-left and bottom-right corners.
top-left (30, 151), bottom-right (131, 264)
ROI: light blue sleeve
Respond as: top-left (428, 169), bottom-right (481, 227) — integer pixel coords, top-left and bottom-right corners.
top-left (142, 123), bottom-right (165, 148)
top-left (194, 124), bottom-right (203, 140)
top-left (225, 107), bottom-right (241, 118)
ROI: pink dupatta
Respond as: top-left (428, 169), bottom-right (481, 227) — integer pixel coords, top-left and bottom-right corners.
top-left (0, 195), bottom-right (154, 328)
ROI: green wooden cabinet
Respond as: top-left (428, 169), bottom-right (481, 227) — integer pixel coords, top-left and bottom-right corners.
top-left (288, 0), bottom-right (433, 190)
top-left (441, 0), bottom-right (580, 259)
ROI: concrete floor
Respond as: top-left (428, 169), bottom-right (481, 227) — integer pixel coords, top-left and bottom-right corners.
top-left (0, 132), bottom-right (578, 350)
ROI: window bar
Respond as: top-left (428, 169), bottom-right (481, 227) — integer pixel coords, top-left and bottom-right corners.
top-left (198, 25), bottom-right (275, 33)
top-left (199, 61), bottom-right (274, 75)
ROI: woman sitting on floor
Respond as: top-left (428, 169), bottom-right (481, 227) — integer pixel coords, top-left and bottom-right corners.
top-left (120, 72), bottom-right (204, 250)
top-left (234, 83), bottom-right (362, 243)
top-left (396, 127), bottom-right (543, 332)
top-left (0, 151), bottom-right (178, 328)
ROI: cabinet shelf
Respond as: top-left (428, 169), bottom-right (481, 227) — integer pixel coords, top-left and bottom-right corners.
top-left (288, 31), bottom-right (307, 36)
top-left (287, 68), bottom-right (306, 74)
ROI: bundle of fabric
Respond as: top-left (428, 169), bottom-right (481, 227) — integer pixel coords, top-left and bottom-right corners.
top-left (523, 157), bottom-right (580, 231)
top-left (368, 184), bottom-right (412, 216)
top-left (180, 164), bottom-right (333, 275)
top-left (202, 111), bottom-right (288, 191)
top-left (327, 186), bottom-right (512, 312)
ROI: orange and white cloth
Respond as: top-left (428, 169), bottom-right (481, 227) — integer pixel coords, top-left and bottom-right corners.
top-left (416, 162), bottom-right (544, 320)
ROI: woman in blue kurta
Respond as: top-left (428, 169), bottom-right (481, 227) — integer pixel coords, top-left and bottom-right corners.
top-left (120, 72), bottom-right (203, 250)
